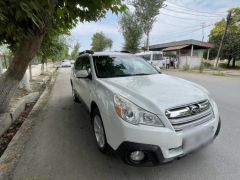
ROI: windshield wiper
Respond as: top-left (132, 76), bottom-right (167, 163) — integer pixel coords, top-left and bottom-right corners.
top-left (131, 73), bottom-right (153, 76)
top-left (99, 73), bottom-right (154, 78)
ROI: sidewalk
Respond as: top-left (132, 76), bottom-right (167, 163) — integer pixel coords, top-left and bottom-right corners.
top-left (0, 64), bottom-right (57, 144)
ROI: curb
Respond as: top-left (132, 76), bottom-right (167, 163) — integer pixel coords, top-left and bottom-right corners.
top-left (0, 92), bottom-right (40, 137)
top-left (0, 70), bottom-right (57, 180)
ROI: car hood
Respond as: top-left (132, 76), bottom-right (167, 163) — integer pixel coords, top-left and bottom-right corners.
top-left (99, 74), bottom-right (209, 113)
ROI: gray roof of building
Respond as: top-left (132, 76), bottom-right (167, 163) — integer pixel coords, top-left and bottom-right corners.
top-left (149, 39), bottom-right (214, 50)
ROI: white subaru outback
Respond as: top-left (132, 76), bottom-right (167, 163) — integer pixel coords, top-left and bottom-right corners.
top-left (70, 51), bottom-right (221, 166)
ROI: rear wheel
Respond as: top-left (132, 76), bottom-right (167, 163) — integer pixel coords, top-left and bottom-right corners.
top-left (92, 108), bottom-right (109, 153)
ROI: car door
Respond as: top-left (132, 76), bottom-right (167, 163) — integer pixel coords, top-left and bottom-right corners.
top-left (75, 55), bottom-right (92, 107)
top-left (73, 57), bottom-right (83, 95)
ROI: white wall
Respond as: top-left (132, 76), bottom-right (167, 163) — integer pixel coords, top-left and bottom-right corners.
top-left (179, 56), bottom-right (201, 68)
top-left (178, 49), bottom-right (204, 69)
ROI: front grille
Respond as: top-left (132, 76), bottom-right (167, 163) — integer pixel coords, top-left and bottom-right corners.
top-left (165, 100), bottom-right (214, 132)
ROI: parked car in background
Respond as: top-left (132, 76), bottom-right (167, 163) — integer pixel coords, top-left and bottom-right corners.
top-left (61, 60), bottom-right (71, 67)
top-left (70, 51), bottom-right (221, 166)
top-left (70, 60), bottom-right (75, 64)
top-left (136, 51), bottom-right (166, 68)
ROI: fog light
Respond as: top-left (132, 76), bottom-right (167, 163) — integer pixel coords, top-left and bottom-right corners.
top-left (130, 151), bottom-right (145, 161)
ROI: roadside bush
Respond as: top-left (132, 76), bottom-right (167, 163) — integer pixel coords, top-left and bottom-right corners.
top-left (182, 64), bottom-right (190, 71)
top-left (212, 71), bottom-right (225, 76)
top-left (203, 61), bottom-right (213, 68)
top-left (199, 61), bottom-right (204, 73)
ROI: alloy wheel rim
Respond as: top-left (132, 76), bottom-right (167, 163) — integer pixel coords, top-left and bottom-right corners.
top-left (94, 115), bottom-right (105, 148)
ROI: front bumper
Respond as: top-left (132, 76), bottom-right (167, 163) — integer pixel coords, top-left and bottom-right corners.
top-left (116, 118), bottom-right (221, 166)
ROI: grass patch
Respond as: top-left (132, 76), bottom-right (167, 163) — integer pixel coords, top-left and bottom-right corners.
top-left (212, 71), bottom-right (225, 76)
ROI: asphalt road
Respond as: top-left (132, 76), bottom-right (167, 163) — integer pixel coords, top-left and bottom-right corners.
top-left (12, 68), bottom-right (240, 180)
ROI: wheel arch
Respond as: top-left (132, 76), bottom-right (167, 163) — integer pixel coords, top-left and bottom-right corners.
top-left (90, 101), bottom-right (99, 118)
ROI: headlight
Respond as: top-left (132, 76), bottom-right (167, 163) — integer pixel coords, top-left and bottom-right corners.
top-left (114, 95), bottom-right (164, 127)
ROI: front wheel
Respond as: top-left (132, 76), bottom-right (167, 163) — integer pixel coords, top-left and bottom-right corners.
top-left (92, 108), bottom-right (109, 153)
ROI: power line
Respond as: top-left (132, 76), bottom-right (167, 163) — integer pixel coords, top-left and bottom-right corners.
top-left (160, 12), bottom-right (221, 21)
top-left (165, 1), bottom-right (227, 15)
top-left (160, 21), bottom-right (204, 28)
top-left (153, 23), bottom-right (215, 43)
top-left (171, 23), bottom-right (214, 37)
top-left (162, 7), bottom-right (225, 18)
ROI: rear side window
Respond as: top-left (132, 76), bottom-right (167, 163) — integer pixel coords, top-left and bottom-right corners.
top-left (81, 57), bottom-right (91, 71)
top-left (74, 56), bottom-right (91, 72)
top-left (140, 55), bottom-right (151, 61)
top-left (74, 57), bottom-right (82, 70)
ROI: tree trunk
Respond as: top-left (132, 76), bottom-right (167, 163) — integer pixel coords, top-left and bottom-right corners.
top-left (41, 56), bottom-right (46, 75)
top-left (0, 33), bottom-right (44, 113)
top-left (227, 59), bottom-right (232, 67)
top-left (29, 61), bottom-right (32, 81)
top-left (41, 63), bottom-right (45, 75)
top-left (232, 58), bottom-right (236, 67)
top-left (146, 32), bottom-right (150, 51)
top-left (19, 69), bottom-right (31, 92)
top-left (0, 58), bottom-right (3, 74)
top-left (3, 55), bottom-right (8, 69)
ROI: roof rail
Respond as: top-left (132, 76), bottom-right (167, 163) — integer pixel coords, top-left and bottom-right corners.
top-left (79, 50), bottom-right (94, 56)
top-left (120, 50), bottom-right (131, 53)
top-left (114, 50), bottom-right (131, 53)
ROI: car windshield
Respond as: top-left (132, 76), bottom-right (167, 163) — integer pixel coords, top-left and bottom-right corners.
top-left (93, 55), bottom-right (158, 78)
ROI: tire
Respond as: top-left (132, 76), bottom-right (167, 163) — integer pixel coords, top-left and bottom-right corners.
top-left (92, 108), bottom-right (109, 153)
top-left (215, 118), bottom-right (221, 137)
top-left (71, 85), bottom-right (80, 103)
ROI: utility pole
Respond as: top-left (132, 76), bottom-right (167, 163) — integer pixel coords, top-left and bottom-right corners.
top-left (201, 22), bottom-right (205, 42)
top-left (215, 10), bottom-right (232, 68)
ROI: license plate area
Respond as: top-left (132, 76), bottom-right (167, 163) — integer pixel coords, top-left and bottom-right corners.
top-left (183, 127), bottom-right (214, 152)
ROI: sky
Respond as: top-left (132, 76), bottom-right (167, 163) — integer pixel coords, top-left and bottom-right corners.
top-left (70, 0), bottom-right (240, 52)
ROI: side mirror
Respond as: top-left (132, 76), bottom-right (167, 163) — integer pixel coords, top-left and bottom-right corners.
top-left (75, 70), bottom-right (90, 78)
top-left (155, 66), bottom-right (161, 73)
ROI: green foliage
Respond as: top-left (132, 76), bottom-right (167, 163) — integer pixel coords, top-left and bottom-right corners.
top-left (0, 47), bottom-right (13, 57)
top-left (58, 42), bottom-right (69, 60)
top-left (91, 32), bottom-right (113, 51)
top-left (119, 11), bottom-right (143, 53)
top-left (199, 61), bottom-right (204, 73)
top-left (132, 0), bottom-right (165, 49)
top-left (0, 0), bottom-right (126, 51)
top-left (0, 47), bottom-right (13, 68)
top-left (164, 52), bottom-right (176, 57)
top-left (203, 61), bottom-right (213, 68)
top-left (0, 0), bottom-right (127, 113)
top-left (182, 64), bottom-right (190, 71)
top-left (38, 30), bottom-right (69, 62)
top-left (208, 8), bottom-right (240, 66)
top-left (71, 43), bottom-right (80, 60)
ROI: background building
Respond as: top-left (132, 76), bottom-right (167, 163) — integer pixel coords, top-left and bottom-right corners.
top-left (149, 39), bottom-right (214, 69)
